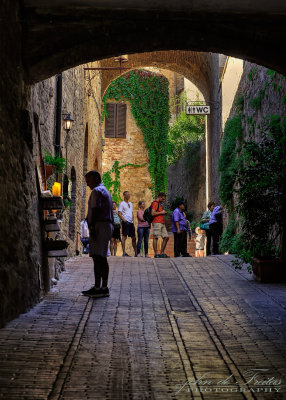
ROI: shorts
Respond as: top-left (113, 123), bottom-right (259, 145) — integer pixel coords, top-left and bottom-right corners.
top-left (152, 223), bottom-right (168, 239)
top-left (122, 221), bottom-right (135, 237)
top-left (89, 221), bottom-right (113, 257)
top-left (112, 224), bottom-right (121, 240)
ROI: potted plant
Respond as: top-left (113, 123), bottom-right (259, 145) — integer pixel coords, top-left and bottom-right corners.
top-left (43, 151), bottom-right (67, 178)
top-left (229, 116), bottom-right (286, 282)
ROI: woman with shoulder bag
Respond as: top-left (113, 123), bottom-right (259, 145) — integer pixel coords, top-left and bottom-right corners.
top-left (200, 201), bottom-right (215, 256)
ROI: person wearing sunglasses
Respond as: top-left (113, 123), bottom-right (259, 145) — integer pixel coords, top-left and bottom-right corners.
top-left (118, 191), bottom-right (137, 257)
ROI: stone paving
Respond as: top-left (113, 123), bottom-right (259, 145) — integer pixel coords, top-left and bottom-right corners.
top-left (0, 255), bottom-right (286, 400)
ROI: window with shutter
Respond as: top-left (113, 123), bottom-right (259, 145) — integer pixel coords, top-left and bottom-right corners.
top-left (104, 103), bottom-right (127, 138)
top-left (116, 103), bottom-right (127, 138)
top-left (105, 103), bottom-right (116, 137)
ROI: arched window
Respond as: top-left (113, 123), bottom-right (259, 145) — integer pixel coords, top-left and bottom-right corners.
top-left (69, 167), bottom-right (77, 240)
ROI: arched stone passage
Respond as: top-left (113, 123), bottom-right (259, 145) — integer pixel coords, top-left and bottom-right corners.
top-left (21, 1), bottom-right (286, 82)
top-left (99, 53), bottom-right (220, 203)
top-left (100, 51), bottom-right (212, 101)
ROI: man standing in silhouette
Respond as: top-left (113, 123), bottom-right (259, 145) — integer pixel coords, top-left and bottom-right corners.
top-left (82, 170), bottom-right (113, 297)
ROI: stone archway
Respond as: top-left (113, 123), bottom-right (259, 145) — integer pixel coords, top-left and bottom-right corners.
top-left (99, 52), bottom-right (219, 203)
top-left (21, 1), bottom-right (286, 83)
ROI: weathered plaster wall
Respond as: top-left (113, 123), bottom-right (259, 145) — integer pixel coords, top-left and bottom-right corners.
top-left (220, 57), bottom-right (243, 129)
top-left (206, 53), bottom-right (221, 204)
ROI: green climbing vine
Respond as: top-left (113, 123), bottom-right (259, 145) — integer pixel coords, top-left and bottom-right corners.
top-left (102, 160), bottom-right (147, 204)
top-left (102, 69), bottom-right (170, 196)
top-left (219, 65), bottom-right (286, 269)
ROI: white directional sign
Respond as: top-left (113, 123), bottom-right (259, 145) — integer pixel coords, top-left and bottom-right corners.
top-left (186, 105), bottom-right (210, 115)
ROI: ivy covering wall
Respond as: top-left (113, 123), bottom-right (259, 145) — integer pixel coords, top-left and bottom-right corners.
top-left (102, 69), bottom-right (170, 196)
top-left (219, 65), bottom-right (286, 266)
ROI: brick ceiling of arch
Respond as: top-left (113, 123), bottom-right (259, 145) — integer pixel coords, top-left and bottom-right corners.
top-left (22, 0), bottom-right (286, 82)
top-left (99, 51), bottom-right (212, 100)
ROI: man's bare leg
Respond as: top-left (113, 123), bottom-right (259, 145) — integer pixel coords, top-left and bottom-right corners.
top-left (121, 235), bottom-right (127, 254)
top-left (153, 237), bottom-right (159, 255)
top-left (132, 236), bottom-right (137, 256)
top-left (161, 237), bottom-right (169, 254)
top-left (110, 240), bottom-right (114, 256)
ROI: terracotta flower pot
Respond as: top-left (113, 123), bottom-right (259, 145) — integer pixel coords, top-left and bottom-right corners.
top-left (252, 258), bottom-right (286, 283)
top-left (45, 164), bottom-right (56, 179)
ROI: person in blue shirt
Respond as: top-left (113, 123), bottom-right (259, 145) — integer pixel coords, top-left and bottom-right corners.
top-left (209, 205), bottom-right (223, 255)
top-left (172, 201), bottom-right (191, 257)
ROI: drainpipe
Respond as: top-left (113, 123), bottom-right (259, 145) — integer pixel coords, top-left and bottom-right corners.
top-left (55, 73), bottom-right (62, 156)
top-left (55, 73), bottom-right (62, 181)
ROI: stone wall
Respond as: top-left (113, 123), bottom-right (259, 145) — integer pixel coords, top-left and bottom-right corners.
top-left (167, 141), bottom-right (206, 222)
top-left (0, 1), bottom-right (43, 327)
top-left (221, 60), bottom-right (286, 256)
top-left (30, 62), bottom-right (103, 271)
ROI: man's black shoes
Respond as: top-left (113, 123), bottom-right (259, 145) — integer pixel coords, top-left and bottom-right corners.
top-left (82, 287), bottom-right (110, 298)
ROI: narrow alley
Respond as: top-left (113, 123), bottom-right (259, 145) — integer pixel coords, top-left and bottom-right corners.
top-left (0, 256), bottom-right (285, 400)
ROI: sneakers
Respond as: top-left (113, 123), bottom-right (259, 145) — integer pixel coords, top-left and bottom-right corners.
top-left (123, 253), bottom-right (130, 257)
top-left (145, 254), bottom-right (150, 258)
top-left (154, 254), bottom-right (170, 258)
top-left (82, 286), bottom-right (109, 298)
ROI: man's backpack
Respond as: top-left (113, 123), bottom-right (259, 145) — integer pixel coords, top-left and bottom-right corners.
top-left (143, 201), bottom-right (160, 224)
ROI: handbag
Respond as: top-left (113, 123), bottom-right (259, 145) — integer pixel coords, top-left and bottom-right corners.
top-left (200, 222), bottom-right (209, 230)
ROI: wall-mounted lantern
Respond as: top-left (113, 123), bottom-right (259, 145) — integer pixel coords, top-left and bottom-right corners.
top-left (63, 113), bottom-right (74, 132)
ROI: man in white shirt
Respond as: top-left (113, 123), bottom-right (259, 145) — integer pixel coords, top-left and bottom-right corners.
top-left (118, 191), bottom-right (137, 256)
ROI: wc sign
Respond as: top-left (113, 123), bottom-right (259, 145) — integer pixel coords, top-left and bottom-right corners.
top-left (186, 105), bottom-right (210, 115)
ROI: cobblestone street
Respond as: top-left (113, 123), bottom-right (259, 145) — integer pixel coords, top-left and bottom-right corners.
top-left (0, 255), bottom-right (286, 400)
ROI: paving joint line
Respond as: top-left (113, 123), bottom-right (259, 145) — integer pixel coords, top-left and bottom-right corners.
top-left (217, 256), bottom-right (286, 311)
top-left (153, 259), bottom-right (203, 400)
top-left (47, 297), bottom-right (93, 400)
top-left (170, 259), bottom-right (257, 400)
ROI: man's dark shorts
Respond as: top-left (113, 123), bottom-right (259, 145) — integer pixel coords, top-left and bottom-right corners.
top-left (112, 224), bottom-right (121, 240)
top-left (122, 221), bottom-right (135, 237)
